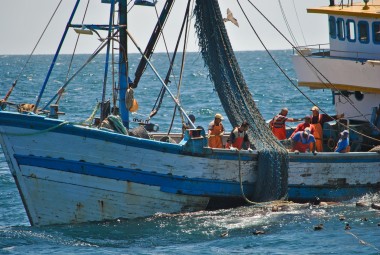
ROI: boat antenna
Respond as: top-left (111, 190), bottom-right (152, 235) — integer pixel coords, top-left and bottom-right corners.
top-left (2, 0), bottom-right (64, 103)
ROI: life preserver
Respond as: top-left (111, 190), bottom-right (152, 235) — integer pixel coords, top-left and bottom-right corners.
top-left (327, 137), bottom-right (335, 150)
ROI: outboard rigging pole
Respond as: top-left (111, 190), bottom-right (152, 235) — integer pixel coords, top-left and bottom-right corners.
top-left (132, 0), bottom-right (175, 88)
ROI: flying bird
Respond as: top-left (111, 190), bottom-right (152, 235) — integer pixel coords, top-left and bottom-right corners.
top-left (223, 8), bottom-right (239, 27)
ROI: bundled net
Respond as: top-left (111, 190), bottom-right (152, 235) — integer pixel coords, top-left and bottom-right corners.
top-left (194, 0), bottom-right (288, 201)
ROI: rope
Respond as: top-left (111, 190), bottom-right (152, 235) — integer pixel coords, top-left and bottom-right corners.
top-left (278, 0), bottom-right (299, 47)
top-left (237, 150), bottom-right (257, 205)
top-left (167, 3), bottom-right (192, 134)
top-left (346, 231), bottom-right (380, 253)
top-left (82, 102), bottom-right (101, 126)
top-left (291, 0), bottom-right (307, 46)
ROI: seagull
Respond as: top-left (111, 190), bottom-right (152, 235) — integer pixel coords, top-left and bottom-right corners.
top-left (223, 8), bottom-right (239, 27)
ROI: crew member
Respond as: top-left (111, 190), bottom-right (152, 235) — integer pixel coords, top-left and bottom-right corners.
top-left (269, 108), bottom-right (301, 140)
top-left (225, 121), bottom-right (251, 150)
top-left (310, 106), bottom-right (344, 152)
top-left (291, 127), bottom-right (316, 153)
top-left (208, 113), bottom-right (225, 148)
top-left (335, 130), bottom-right (350, 153)
top-left (290, 115), bottom-right (315, 138)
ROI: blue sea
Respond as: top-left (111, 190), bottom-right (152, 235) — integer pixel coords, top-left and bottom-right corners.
top-left (0, 52), bottom-right (379, 254)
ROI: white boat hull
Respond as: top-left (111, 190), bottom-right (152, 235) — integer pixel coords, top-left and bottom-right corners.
top-left (288, 153), bottom-right (380, 201)
top-left (1, 112), bottom-right (380, 225)
top-left (0, 112), bottom-right (258, 225)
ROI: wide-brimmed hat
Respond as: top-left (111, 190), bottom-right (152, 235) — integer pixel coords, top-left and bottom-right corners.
top-left (215, 113), bottom-right (224, 120)
top-left (311, 106), bottom-right (319, 111)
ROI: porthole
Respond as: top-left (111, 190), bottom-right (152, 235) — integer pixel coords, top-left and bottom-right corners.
top-left (354, 91), bottom-right (364, 101)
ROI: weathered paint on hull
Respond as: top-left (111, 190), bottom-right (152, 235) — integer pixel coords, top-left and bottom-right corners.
top-left (0, 112), bottom-right (258, 226)
top-left (288, 152), bottom-right (380, 202)
top-left (1, 112), bottom-right (380, 225)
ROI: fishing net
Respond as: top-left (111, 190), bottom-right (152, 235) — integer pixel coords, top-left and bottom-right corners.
top-left (194, 0), bottom-right (288, 201)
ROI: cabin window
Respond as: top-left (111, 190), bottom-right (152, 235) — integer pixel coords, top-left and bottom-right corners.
top-left (329, 16), bottom-right (336, 39)
top-left (358, 21), bottom-right (369, 44)
top-left (373, 22), bottom-right (380, 44)
top-left (337, 18), bottom-right (345, 40)
top-left (346, 19), bottom-right (356, 42)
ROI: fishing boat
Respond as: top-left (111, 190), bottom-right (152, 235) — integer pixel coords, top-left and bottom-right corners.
top-left (0, 0), bottom-right (379, 227)
top-left (289, 0), bottom-right (380, 201)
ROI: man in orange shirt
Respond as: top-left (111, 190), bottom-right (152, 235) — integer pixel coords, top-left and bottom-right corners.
top-left (208, 113), bottom-right (225, 148)
top-left (310, 106), bottom-right (344, 152)
top-left (270, 108), bottom-right (301, 140)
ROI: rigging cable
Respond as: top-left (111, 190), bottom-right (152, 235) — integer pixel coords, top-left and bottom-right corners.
top-left (278, 0), bottom-right (299, 47)
top-left (241, 0), bottom-right (380, 142)
top-left (291, 0), bottom-right (307, 46)
top-left (149, 0), bottom-right (192, 120)
top-left (42, 31), bottom-right (120, 110)
top-left (56, 0), bottom-right (91, 105)
top-left (167, 0), bottom-right (193, 135)
top-left (2, 0), bottom-right (64, 102)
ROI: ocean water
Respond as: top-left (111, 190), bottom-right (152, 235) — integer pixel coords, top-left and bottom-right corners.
top-left (0, 52), bottom-right (380, 254)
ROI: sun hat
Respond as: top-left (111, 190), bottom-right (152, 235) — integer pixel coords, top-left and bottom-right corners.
top-left (311, 106), bottom-right (319, 111)
top-left (215, 113), bottom-right (224, 120)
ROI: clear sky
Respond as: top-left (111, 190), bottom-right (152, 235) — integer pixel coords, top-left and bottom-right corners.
top-left (0, 0), bottom-right (330, 55)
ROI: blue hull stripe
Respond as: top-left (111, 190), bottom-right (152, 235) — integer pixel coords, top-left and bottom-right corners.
top-left (288, 184), bottom-right (380, 202)
top-left (290, 156), bottom-right (380, 164)
top-left (14, 154), bottom-right (254, 197)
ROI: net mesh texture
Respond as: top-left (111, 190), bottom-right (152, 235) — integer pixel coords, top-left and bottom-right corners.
top-left (194, 0), bottom-right (288, 201)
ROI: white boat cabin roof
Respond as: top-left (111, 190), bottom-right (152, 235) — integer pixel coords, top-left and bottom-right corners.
top-left (307, 0), bottom-right (380, 18)
top-left (307, 0), bottom-right (380, 59)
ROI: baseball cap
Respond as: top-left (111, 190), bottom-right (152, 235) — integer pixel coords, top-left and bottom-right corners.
top-left (215, 113), bottom-right (224, 120)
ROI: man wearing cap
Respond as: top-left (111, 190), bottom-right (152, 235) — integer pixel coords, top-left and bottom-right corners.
top-left (335, 130), bottom-right (350, 153)
top-left (290, 127), bottom-right (316, 153)
top-left (208, 113), bottom-right (225, 148)
top-left (310, 106), bottom-right (344, 152)
top-left (269, 108), bottom-right (301, 140)
top-left (290, 115), bottom-right (315, 138)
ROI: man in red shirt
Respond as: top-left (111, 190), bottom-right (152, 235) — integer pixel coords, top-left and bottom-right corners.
top-left (290, 115), bottom-right (315, 138)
